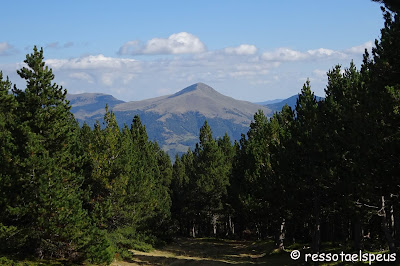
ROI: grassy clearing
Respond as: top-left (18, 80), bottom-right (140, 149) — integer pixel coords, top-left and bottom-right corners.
top-left (3, 239), bottom-right (392, 265)
top-left (113, 239), bottom-right (395, 266)
top-left (112, 238), bottom-right (297, 265)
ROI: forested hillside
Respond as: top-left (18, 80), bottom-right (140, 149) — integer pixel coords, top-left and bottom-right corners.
top-left (0, 1), bottom-right (399, 265)
top-left (67, 82), bottom-right (271, 157)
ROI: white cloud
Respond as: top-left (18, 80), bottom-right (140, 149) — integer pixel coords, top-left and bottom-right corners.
top-left (1, 40), bottom-right (373, 102)
top-left (262, 48), bottom-right (308, 61)
top-left (101, 73), bottom-right (114, 86)
top-left (224, 44), bottom-right (258, 55)
top-left (118, 41), bottom-right (141, 55)
top-left (0, 42), bottom-right (15, 56)
top-left (118, 32), bottom-right (206, 55)
top-left (312, 69), bottom-right (327, 78)
top-left (346, 41), bottom-right (374, 54)
top-left (69, 72), bottom-right (94, 83)
top-left (307, 48), bottom-right (346, 59)
top-left (262, 47), bottom-right (349, 62)
top-left (47, 54), bottom-right (140, 70)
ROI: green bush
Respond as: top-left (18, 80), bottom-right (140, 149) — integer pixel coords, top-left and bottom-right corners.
top-left (108, 226), bottom-right (155, 261)
top-left (0, 256), bottom-right (15, 265)
top-left (84, 228), bottom-right (115, 265)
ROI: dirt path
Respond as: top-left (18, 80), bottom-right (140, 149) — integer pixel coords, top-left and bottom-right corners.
top-left (111, 238), bottom-right (296, 266)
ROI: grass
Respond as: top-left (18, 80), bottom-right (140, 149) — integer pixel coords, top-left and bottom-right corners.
top-left (112, 239), bottom-right (396, 266)
top-left (112, 238), bottom-right (298, 265)
top-left (3, 239), bottom-right (394, 265)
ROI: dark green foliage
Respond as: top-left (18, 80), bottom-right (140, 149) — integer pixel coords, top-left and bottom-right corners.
top-left (0, 47), bottom-right (173, 263)
top-left (170, 122), bottom-right (233, 237)
top-left (372, 0), bottom-right (400, 12)
top-left (0, 72), bottom-right (20, 253)
top-left (0, 47), bottom-right (113, 263)
top-left (1, 2), bottom-right (400, 263)
top-left (169, 3), bottom-right (400, 254)
top-left (80, 110), bottom-right (173, 256)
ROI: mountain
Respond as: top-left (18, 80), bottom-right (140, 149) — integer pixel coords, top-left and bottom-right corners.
top-left (255, 98), bottom-right (284, 105)
top-left (67, 93), bottom-right (124, 120)
top-left (264, 94), bottom-right (324, 112)
top-left (67, 83), bottom-right (271, 156)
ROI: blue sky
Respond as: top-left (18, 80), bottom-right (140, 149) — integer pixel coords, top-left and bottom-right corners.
top-left (0, 0), bottom-right (385, 101)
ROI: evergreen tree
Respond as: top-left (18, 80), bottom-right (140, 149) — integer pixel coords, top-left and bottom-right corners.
top-left (9, 47), bottom-right (112, 262)
top-left (188, 121), bottom-right (230, 236)
top-left (358, 4), bottom-right (400, 252)
top-left (237, 110), bottom-right (273, 239)
top-left (83, 106), bottom-right (123, 229)
top-left (0, 72), bottom-right (21, 253)
top-left (217, 133), bottom-right (235, 236)
top-left (171, 154), bottom-right (188, 235)
top-left (293, 80), bottom-right (325, 253)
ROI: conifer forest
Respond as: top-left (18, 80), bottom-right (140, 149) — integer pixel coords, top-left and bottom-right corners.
top-left (1, 1), bottom-right (400, 265)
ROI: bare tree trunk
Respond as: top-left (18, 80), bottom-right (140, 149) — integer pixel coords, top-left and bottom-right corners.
top-left (312, 199), bottom-right (321, 255)
top-left (227, 215), bottom-right (234, 236)
top-left (191, 223), bottom-right (196, 238)
top-left (255, 223), bottom-right (261, 240)
top-left (380, 196), bottom-right (396, 253)
top-left (278, 218), bottom-right (286, 250)
top-left (212, 214), bottom-right (217, 236)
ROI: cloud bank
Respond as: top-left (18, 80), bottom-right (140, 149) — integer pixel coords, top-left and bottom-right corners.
top-left (119, 32), bottom-right (206, 55)
top-left (224, 44), bottom-right (258, 55)
top-left (1, 34), bottom-right (374, 101)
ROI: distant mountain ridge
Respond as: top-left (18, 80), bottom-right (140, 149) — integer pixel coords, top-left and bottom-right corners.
top-left (67, 83), bottom-right (271, 156)
top-left (255, 98), bottom-right (284, 105)
top-left (263, 94), bottom-right (324, 112)
top-left (67, 93), bottom-right (124, 120)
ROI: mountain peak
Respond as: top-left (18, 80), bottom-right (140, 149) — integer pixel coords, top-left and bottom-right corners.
top-left (170, 82), bottom-right (216, 97)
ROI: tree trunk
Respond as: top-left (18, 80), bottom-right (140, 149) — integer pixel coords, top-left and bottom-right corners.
top-left (277, 218), bottom-right (286, 250)
top-left (212, 214), bottom-right (217, 236)
top-left (380, 195), bottom-right (396, 253)
top-left (380, 196), bottom-right (396, 253)
top-left (255, 223), bottom-right (261, 240)
top-left (227, 215), bottom-right (234, 236)
top-left (191, 223), bottom-right (196, 238)
top-left (312, 199), bottom-right (321, 254)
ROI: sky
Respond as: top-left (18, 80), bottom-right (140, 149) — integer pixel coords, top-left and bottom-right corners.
top-left (0, 0), bottom-right (386, 102)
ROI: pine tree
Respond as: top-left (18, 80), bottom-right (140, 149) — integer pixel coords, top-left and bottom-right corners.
top-left (0, 72), bottom-right (21, 253)
top-left (358, 5), bottom-right (400, 252)
top-left (293, 80), bottom-right (325, 253)
top-left (171, 154), bottom-right (188, 235)
top-left (191, 121), bottom-right (230, 236)
top-left (323, 63), bottom-right (372, 249)
top-left (9, 47), bottom-right (112, 262)
top-left (83, 106), bottom-right (124, 229)
top-left (217, 133), bottom-right (235, 236)
top-left (239, 110), bottom-right (273, 239)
